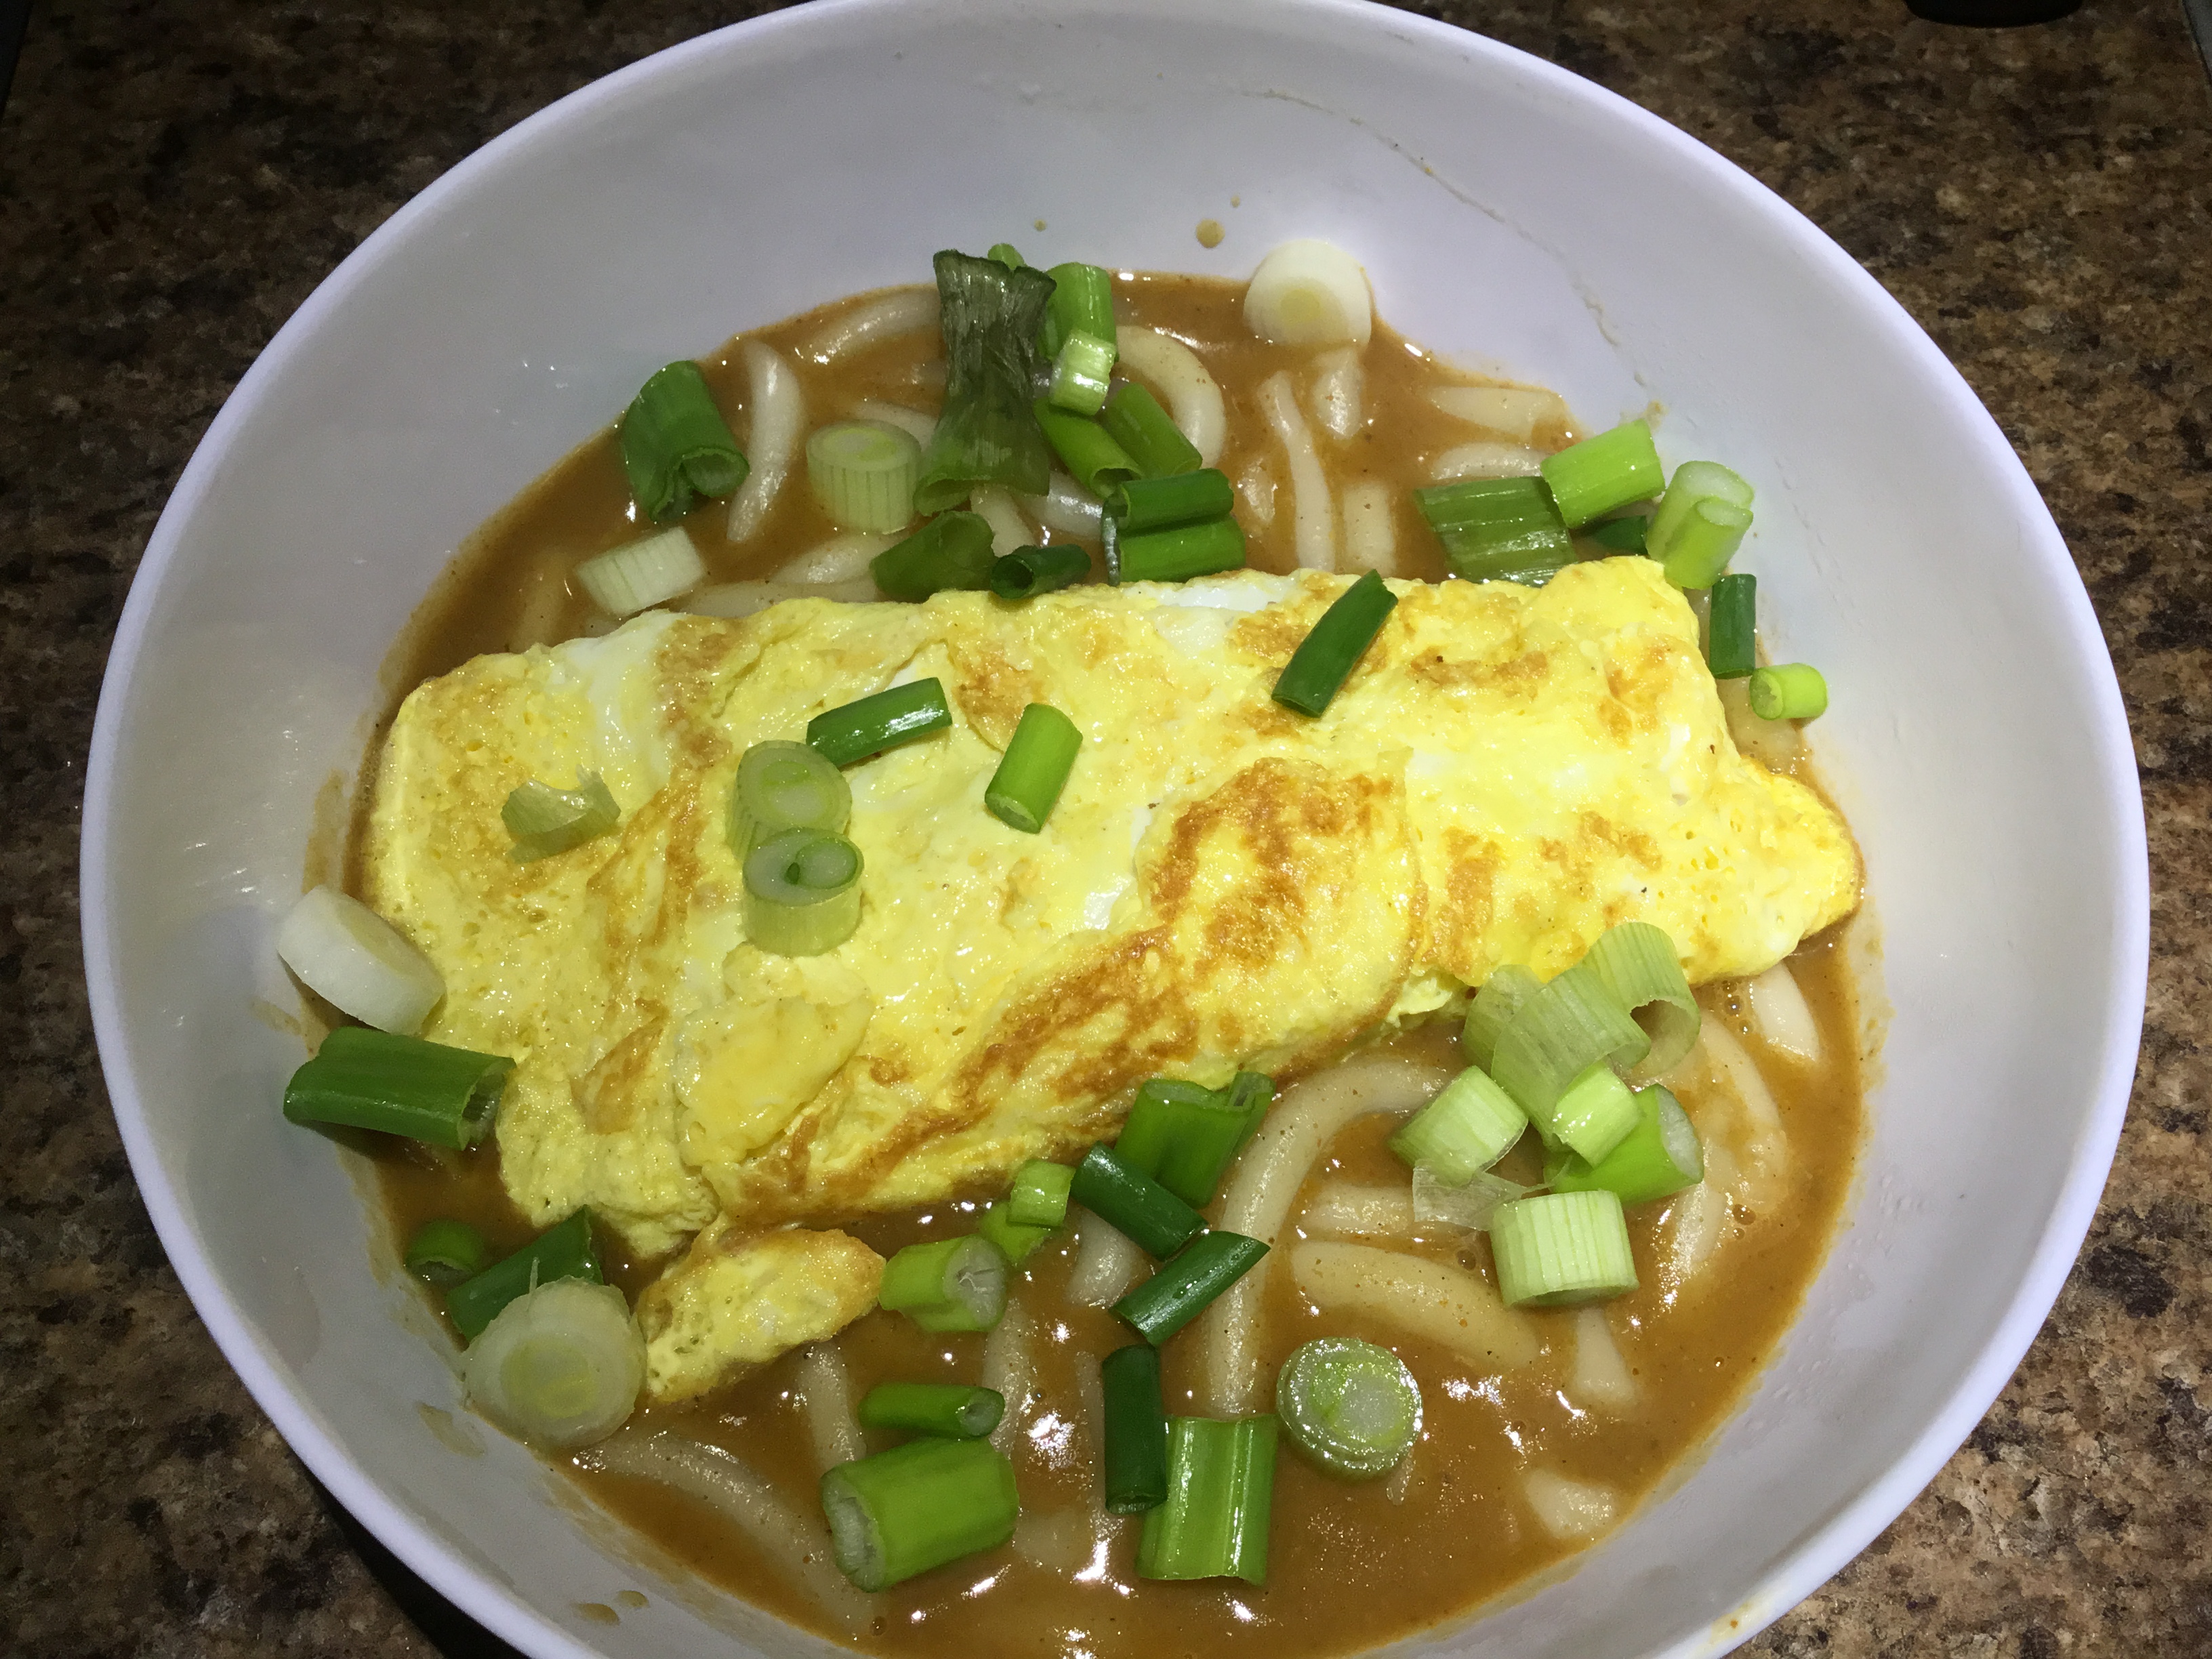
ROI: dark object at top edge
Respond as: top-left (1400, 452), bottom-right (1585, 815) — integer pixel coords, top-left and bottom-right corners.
top-left (1905, 0), bottom-right (2081, 24)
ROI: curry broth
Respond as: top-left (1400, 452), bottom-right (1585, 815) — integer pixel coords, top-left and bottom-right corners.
top-left (361, 273), bottom-right (1862, 1655)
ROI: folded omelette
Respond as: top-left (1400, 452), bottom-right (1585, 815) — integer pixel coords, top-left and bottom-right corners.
top-left (364, 558), bottom-right (1858, 1399)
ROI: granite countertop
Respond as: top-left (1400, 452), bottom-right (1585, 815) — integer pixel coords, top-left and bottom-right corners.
top-left (3, 1), bottom-right (2205, 1654)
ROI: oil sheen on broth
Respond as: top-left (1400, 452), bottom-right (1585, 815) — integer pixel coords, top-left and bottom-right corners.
top-left (365, 274), bottom-right (1864, 1656)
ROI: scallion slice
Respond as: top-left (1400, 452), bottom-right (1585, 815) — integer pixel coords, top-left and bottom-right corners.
top-left (1488, 1190), bottom-right (1639, 1308)
top-left (1275, 1337), bottom-right (1421, 1480)
top-left (976, 1202), bottom-right (1054, 1265)
top-left (276, 886), bottom-right (445, 1035)
top-left (1102, 382), bottom-right (1203, 478)
top-left (621, 361), bottom-right (747, 525)
top-left (1136, 1416), bottom-right (1277, 1584)
top-left (1647, 460), bottom-right (1755, 588)
top-left (1115, 517), bottom-right (1247, 584)
top-left (1538, 417), bottom-right (1663, 528)
top-left (283, 1025), bottom-right (511, 1150)
top-left (914, 251), bottom-right (1056, 512)
top-left (1048, 331), bottom-right (1118, 416)
top-left (1410, 1164), bottom-right (1532, 1233)
top-left (1070, 1144), bottom-right (1206, 1259)
top-left (1102, 1345), bottom-right (1170, 1514)
top-left (1489, 961), bottom-right (1649, 1133)
top-left (446, 1208), bottom-right (603, 1342)
top-left (869, 510), bottom-right (997, 601)
top-left (1272, 569), bottom-right (1398, 716)
top-left (1412, 476), bottom-right (1573, 583)
top-left (1584, 921), bottom-right (1701, 1076)
top-left (1748, 662), bottom-right (1829, 720)
top-left (807, 678), bottom-right (954, 767)
top-left (1545, 1084), bottom-right (1703, 1206)
top-left (1546, 1061), bottom-right (1642, 1166)
top-left (1112, 1231), bottom-right (1269, 1345)
top-left (989, 544), bottom-right (1090, 601)
top-left (1007, 1160), bottom-right (1075, 1229)
top-left (1462, 963), bottom-right (1540, 1071)
top-left (820, 1437), bottom-right (1020, 1591)
top-left (857, 1382), bottom-right (1006, 1440)
top-left (1033, 400), bottom-right (1142, 498)
top-left (806, 421), bottom-right (922, 533)
top-left (1586, 514), bottom-right (1650, 554)
top-left (1113, 1072), bottom-right (1272, 1210)
top-left (1706, 571), bottom-right (1757, 679)
top-left (1041, 262), bottom-right (1115, 358)
top-left (730, 741), bottom-right (851, 856)
top-left (985, 703), bottom-right (1082, 834)
top-left (1387, 1063), bottom-right (1527, 1184)
top-left (405, 1218), bottom-right (489, 1287)
top-left (878, 1235), bottom-right (1009, 1333)
top-left (462, 1276), bottom-right (644, 1449)
top-left (1107, 469), bottom-right (1235, 535)
top-left (502, 771), bottom-right (619, 863)
top-left (739, 830), bottom-right (858, 959)
top-left (575, 525), bottom-right (707, 617)
top-left (986, 242), bottom-right (1026, 270)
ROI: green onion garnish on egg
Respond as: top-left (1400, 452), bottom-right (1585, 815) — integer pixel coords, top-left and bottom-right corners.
top-left (282, 1025), bottom-right (512, 1151)
top-left (878, 1235), bottom-right (1010, 1333)
top-left (730, 741), bottom-right (852, 856)
top-left (1412, 476), bottom-right (1574, 584)
top-left (1748, 662), bottom-right (1829, 720)
top-left (984, 702), bottom-right (1083, 834)
top-left (742, 827), bottom-right (864, 957)
top-left (1101, 382), bottom-right (1202, 478)
top-left (1538, 417), bottom-right (1663, 528)
top-left (1706, 571), bottom-right (1757, 679)
top-left (1544, 1084), bottom-right (1704, 1206)
top-left (806, 420), bottom-right (922, 533)
top-left (1271, 569), bottom-right (1398, 716)
top-left (620, 360), bottom-right (748, 525)
top-left (820, 1437), bottom-right (1020, 1591)
top-left (502, 771), bottom-right (619, 862)
top-left (869, 510), bottom-right (998, 600)
top-left (857, 1382), bottom-right (1006, 1440)
top-left (445, 1207), bottom-right (605, 1341)
top-left (1136, 1416), bottom-right (1278, 1584)
top-left (1112, 1231), bottom-right (1269, 1345)
top-left (1488, 1189), bottom-right (1639, 1308)
top-left (807, 678), bottom-right (955, 767)
top-left (1113, 517), bottom-right (1247, 584)
top-left (988, 544), bottom-right (1091, 602)
top-left (1102, 1345), bottom-right (1171, 1514)
top-left (1275, 1337), bottom-right (1422, 1480)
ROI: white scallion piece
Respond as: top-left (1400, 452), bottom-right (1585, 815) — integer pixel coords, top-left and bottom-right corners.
top-left (1113, 326), bottom-right (1227, 466)
top-left (1411, 1165), bottom-right (1532, 1233)
top-left (805, 421), bottom-right (920, 533)
top-left (1427, 384), bottom-right (1571, 445)
top-left (1489, 1190), bottom-right (1639, 1308)
top-left (1257, 369), bottom-right (1336, 571)
top-left (1431, 438), bottom-right (1547, 481)
top-left (575, 525), bottom-right (705, 618)
top-left (1308, 345), bottom-right (1366, 438)
top-left (463, 1277), bottom-right (644, 1449)
top-left (727, 341), bottom-right (804, 543)
top-left (1244, 239), bottom-right (1373, 348)
top-left (1744, 962), bottom-right (1822, 1061)
top-left (1017, 471), bottom-right (1104, 540)
top-left (276, 885), bottom-right (445, 1035)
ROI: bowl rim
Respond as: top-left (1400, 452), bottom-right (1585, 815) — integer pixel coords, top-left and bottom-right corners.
top-left (78, 1), bottom-right (2150, 1656)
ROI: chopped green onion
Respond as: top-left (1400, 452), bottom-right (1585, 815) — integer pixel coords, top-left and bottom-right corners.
top-left (878, 1235), bottom-right (1008, 1333)
top-left (447, 1208), bottom-right (603, 1342)
top-left (820, 1437), bottom-right (1019, 1591)
top-left (869, 510), bottom-right (997, 601)
top-left (1413, 476), bottom-right (1573, 584)
top-left (857, 1382), bottom-right (1006, 1439)
top-left (1462, 963), bottom-right (1540, 1071)
top-left (1041, 262), bottom-right (1115, 358)
top-left (1545, 1084), bottom-right (1703, 1206)
top-left (742, 828), bottom-right (863, 957)
top-left (1102, 1345), bottom-right (1170, 1514)
top-left (1706, 572), bottom-right (1757, 679)
top-left (1539, 417), bottom-right (1663, 528)
top-left (807, 678), bottom-right (955, 767)
top-left (621, 361), bottom-right (747, 525)
top-left (462, 1277), bottom-right (644, 1448)
top-left (1136, 1416), bottom-right (1277, 1584)
top-left (1033, 400), bottom-right (1142, 498)
top-left (806, 421), bottom-right (922, 533)
top-left (1488, 1190), bottom-right (1639, 1308)
top-left (1584, 921), bottom-right (1701, 1076)
top-left (1272, 569), bottom-right (1398, 716)
top-left (1007, 1160), bottom-right (1075, 1229)
top-left (986, 242), bottom-right (1026, 270)
top-left (976, 1201), bottom-right (1054, 1265)
top-left (405, 1218), bottom-right (489, 1287)
top-left (1545, 1061), bottom-right (1641, 1166)
top-left (985, 703), bottom-right (1082, 834)
top-left (914, 251), bottom-right (1056, 513)
top-left (1101, 382), bottom-right (1202, 478)
top-left (1586, 514), bottom-right (1650, 554)
top-left (1275, 1337), bottom-right (1421, 1480)
top-left (276, 886), bottom-right (445, 1035)
top-left (502, 771), bottom-right (619, 862)
top-left (1112, 1231), bottom-right (1269, 1345)
top-left (1048, 331), bottom-right (1118, 415)
top-left (575, 525), bottom-right (707, 617)
top-left (1387, 1064), bottom-right (1527, 1184)
top-left (1070, 1144), bottom-right (1206, 1258)
top-left (730, 741), bottom-right (851, 856)
top-left (1115, 517), bottom-right (1247, 584)
top-left (1647, 460), bottom-right (1755, 588)
top-left (1490, 960), bottom-right (1650, 1132)
top-left (1114, 1072), bottom-right (1272, 1209)
top-left (1107, 469), bottom-right (1235, 534)
top-left (1748, 663), bottom-right (1829, 720)
top-left (1410, 1164), bottom-right (1532, 1232)
top-left (283, 1026), bottom-right (512, 1150)
top-left (989, 544), bottom-right (1090, 601)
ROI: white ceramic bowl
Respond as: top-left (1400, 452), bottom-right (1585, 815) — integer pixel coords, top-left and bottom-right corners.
top-left (81, 2), bottom-right (2148, 1655)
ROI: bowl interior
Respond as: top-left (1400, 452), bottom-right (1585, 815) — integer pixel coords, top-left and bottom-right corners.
top-left (82, 3), bottom-right (2146, 1657)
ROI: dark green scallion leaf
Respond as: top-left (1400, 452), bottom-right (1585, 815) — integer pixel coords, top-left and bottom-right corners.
top-left (445, 1208), bottom-right (603, 1341)
top-left (282, 1026), bottom-right (512, 1151)
top-left (621, 361), bottom-right (747, 524)
top-left (1413, 476), bottom-right (1574, 585)
top-left (869, 510), bottom-right (998, 602)
top-left (989, 544), bottom-right (1091, 601)
top-left (914, 251), bottom-right (1057, 513)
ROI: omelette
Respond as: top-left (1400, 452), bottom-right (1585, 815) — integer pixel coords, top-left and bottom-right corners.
top-left (363, 557), bottom-right (1858, 1400)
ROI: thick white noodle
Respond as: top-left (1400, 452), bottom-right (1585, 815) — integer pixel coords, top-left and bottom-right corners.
top-left (1658, 1135), bottom-right (1738, 1295)
top-left (1523, 1469), bottom-right (1619, 1540)
top-left (1700, 1019), bottom-right (1788, 1172)
top-left (1288, 1241), bottom-right (1540, 1372)
top-left (970, 486), bottom-right (1032, 558)
top-left (802, 285), bottom-right (939, 365)
top-left (1568, 1305), bottom-right (1639, 1412)
top-left (579, 1430), bottom-right (877, 1631)
top-left (1195, 1050), bottom-right (1456, 1413)
top-left (1744, 963), bottom-right (1822, 1062)
top-left (1115, 325), bottom-right (1227, 466)
top-left (981, 1297), bottom-right (1039, 1455)
top-left (1017, 472), bottom-right (1104, 539)
top-left (1427, 384), bottom-right (1570, 445)
top-left (1297, 1181), bottom-right (1416, 1240)
top-left (1655, 1015), bottom-right (1793, 1298)
top-left (1340, 478), bottom-right (1398, 575)
top-left (851, 398), bottom-right (939, 447)
top-left (1012, 1508), bottom-right (1093, 1573)
top-left (773, 531), bottom-right (897, 586)
top-left (1431, 438), bottom-right (1547, 481)
top-left (726, 342), bottom-right (804, 543)
top-left (1236, 458), bottom-right (1278, 528)
top-left (677, 579), bottom-right (876, 620)
top-left (1383, 1448), bottom-right (1417, 1504)
top-left (1067, 1208), bottom-right (1146, 1308)
top-left (1308, 346), bottom-right (1366, 439)
top-left (791, 1342), bottom-right (865, 1471)
top-left (1256, 371), bottom-right (1336, 572)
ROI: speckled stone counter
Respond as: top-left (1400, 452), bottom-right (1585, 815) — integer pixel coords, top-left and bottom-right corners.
top-left (3, 2), bottom-right (2205, 1654)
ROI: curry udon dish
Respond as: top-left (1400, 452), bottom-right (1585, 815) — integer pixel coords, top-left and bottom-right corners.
top-left (273, 239), bottom-right (1866, 1654)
